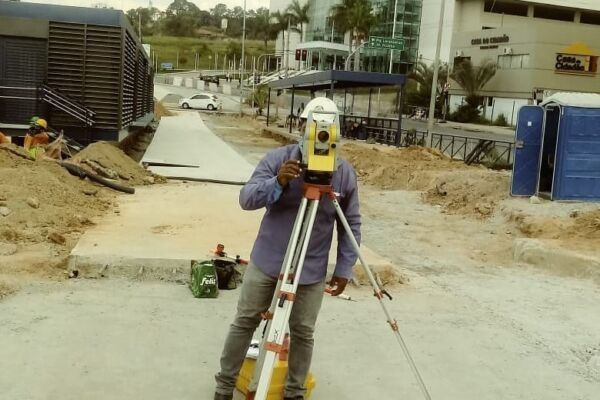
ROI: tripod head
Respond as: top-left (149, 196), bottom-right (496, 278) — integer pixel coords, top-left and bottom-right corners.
top-left (299, 98), bottom-right (340, 185)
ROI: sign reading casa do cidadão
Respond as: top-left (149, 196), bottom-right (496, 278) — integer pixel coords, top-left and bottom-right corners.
top-left (555, 43), bottom-right (598, 76)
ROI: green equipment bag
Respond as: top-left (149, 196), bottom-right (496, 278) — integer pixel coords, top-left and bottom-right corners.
top-left (190, 260), bottom-right (219, 298)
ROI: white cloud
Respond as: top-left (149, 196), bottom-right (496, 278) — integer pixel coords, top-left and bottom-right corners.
top-left (23, 0), bottom-right (270, 12)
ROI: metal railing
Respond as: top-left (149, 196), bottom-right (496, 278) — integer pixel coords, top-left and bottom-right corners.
top-left (430, 133), bottom-right (514, 166)
top-left (39, 84), bottom-right (95, 126)
top-left (340, 114), bottom-right (514, 166)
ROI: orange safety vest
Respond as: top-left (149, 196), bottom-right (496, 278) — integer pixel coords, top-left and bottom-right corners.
top-left (0, 131), bottom-right (10, 144)
top-left (24, 131), bottom-right (49, 151)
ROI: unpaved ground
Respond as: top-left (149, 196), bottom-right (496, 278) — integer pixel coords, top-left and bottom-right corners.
top-left (0, 140), bottom-right (162, 298)
top-left (1, 113), bottom-right (599, 399)
top-left (206, 116), bottom-right (600, 393)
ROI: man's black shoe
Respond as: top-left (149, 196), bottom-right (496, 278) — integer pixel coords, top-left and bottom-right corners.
top-left (213, 393), bottom-right (233, 400)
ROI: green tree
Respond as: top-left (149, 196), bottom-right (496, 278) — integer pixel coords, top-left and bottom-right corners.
top-left (126, 7), bottom-right (159, 37)
top-left (210, 3), bottom-right (229, 26)
top-left (449, 59), bottom-right (497, 122)
top-left (251, 8), bottom-right (278, 50)
top-left (166, 0), bottom-right (200, 17)
top-left (331, 0), bottom-right (375, 71)
top-left (287, 0), bottom-right (310, 42)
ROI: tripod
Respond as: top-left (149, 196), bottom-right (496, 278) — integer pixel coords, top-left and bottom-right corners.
top-left (247, 180), bottom-right (433, 400)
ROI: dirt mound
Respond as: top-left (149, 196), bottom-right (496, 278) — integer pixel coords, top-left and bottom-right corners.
top-left (423, 170), bottom-right (511, 218)
top-left (512, 208), bottom-right (600, 242)
top-left (71, 141), bottom-right (159, 185)
top-left (341, 144), bottom-right (468, 190)
top-left (155, 101), bottom-right (173, 120)
top-left (352, 264), bottom-right (409, 287)
top-left (0, 144), bottom-right (114, 247)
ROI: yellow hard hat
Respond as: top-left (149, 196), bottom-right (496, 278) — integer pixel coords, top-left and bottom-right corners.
top-left (35, 118), bottom-right (48, 129)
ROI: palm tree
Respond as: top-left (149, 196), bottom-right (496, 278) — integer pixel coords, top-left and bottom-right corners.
top-left (408, 60), bottom-right (449, 108)
top-left (287, 0), bottom-right (310, 42)
top-left (271, 10), bottom-right (299, 72)
top-left (330, 0), bottom-right (375, 71)
top-left (450, 59), bottom-right (497, 107)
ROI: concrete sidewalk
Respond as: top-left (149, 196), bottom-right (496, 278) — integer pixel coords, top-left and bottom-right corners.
top-left (142, 113), bottom-right (255, 183)
top-left (68, 183), bottom-right (393, 280)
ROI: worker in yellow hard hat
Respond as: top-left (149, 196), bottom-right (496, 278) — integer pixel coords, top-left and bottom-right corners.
top-left (24, 118), bottom-right (50, 158)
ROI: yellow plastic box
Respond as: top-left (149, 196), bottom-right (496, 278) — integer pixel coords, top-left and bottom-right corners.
top-left (236, 358), bottom-right (316, 400)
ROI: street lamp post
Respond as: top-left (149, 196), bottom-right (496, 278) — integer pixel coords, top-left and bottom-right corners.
top-left (240, 0), bottom-right (247, 117)
top-left (426, 0), bottom-right (446, 145)
top-left (388, 0), bottom-right (398, 74)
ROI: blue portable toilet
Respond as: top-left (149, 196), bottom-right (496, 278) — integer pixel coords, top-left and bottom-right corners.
top-left (511, 93), bottom-right (600, 201)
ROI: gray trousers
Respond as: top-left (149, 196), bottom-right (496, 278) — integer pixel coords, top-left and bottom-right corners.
top-left (215, 263), bottom-right (325, 398)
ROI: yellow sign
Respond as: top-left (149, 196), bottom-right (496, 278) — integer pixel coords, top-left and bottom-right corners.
top-left (556, 42), bottom-right (598, 75)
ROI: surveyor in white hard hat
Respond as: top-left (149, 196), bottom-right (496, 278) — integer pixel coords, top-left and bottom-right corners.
top-left (214, 97), bottom-right (361, 400)
top-left (297, 97), bottom-right (339, 134)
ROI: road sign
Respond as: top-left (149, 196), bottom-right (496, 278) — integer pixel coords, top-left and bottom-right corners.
top-left (160, 63), bottom-right (173, 70)
top-left (368, 36), bottom-right (404, 50)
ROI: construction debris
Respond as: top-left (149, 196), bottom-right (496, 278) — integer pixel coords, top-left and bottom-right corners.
top-left (71, 141), bottom-right (163, 186)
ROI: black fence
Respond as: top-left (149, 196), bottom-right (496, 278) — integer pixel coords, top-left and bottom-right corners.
top-left (430, 133), bottom-right (514, 166)
top-left (340, 114), bottom-right (514, 166)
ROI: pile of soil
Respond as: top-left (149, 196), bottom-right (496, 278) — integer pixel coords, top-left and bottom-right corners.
top-left (512, 208), bottom-right (600, 242)
top-left (352, 264), bottom-right (409, 287)
top-left (0, 144), bottom-right (117, 298)
top-left (423, 170), bottom-right (511, 218)
top-left (341, 143), bottom-right (468, 191)
top-left (71, 141), bottom-right (161, 185)
top-left (154, 101), bottom-right (173, 120)
top-left (0, 144), bottom-right (114, 247)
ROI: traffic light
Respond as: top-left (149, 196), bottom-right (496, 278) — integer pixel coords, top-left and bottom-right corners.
top-left (301, 49), bottom-right (307, 61)
top-left (295, 49), bottom-right (301, 61)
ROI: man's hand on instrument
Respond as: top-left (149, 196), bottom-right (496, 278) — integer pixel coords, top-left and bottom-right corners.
top-left (328, 276), bottom-right (348, 296)
top-left (277, 160), bottom-right (302, 187)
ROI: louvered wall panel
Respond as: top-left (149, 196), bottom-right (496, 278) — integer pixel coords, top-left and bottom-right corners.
top-left (145, 71), bottom-right (154, 114)
top-left (84, 24), bottom-right (121, 129)
top-left (0, 36), bottom-right (46, 124)
top-left (122, 31), bottom-right (136, 126)
top-left (134, 50), bottom-right (146, 119)
top-left (47, 22), bottom-right (85, 127)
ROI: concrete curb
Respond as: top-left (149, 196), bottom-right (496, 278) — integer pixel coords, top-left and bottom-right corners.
top-left (513, 238), bottom-right (600, 282)
top-left (67, 254), bottom-right (191, 282)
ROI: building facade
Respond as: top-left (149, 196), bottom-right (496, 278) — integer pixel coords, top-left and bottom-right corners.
top-left (270, 0), bottom-right (423, 74)
top-left (449, 0), bottom-right (600, 124)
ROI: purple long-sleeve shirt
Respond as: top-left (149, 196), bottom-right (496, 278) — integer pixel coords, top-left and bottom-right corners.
top-left (240, 144), bottom-right (361, 285)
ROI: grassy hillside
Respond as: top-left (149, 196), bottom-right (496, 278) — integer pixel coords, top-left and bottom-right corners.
top-left (144, 36), bottom-right (275, 71)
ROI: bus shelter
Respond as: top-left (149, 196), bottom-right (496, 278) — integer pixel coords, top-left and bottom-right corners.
top-left (266, 70), bottom-right (407, 146)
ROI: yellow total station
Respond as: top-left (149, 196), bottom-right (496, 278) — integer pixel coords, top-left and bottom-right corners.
top-left (304, 111), bottom-right (339, 174)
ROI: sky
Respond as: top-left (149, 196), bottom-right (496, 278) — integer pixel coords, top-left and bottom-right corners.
top-left (22, 0), bottom-right (600, 62)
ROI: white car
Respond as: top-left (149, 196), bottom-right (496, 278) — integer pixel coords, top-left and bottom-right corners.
top-left (179, 93), bottom-right (221, 111)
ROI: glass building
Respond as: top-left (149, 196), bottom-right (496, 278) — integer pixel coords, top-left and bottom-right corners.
top-left (300, 0), bottom-right (422, 73)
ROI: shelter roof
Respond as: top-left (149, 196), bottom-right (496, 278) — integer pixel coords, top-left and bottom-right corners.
top-left (267, 70), bottom-right (406, 91)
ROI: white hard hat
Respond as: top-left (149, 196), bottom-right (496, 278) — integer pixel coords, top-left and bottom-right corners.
top-left (300, 97), bottom-right (338, 119)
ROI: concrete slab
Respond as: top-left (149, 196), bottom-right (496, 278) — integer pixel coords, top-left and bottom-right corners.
top-left (513, 238), bottom-right (600, 282)
top-left (69, 183), bottom-right (393, 281)
top-left (142, 113), bottom-right (255, 183)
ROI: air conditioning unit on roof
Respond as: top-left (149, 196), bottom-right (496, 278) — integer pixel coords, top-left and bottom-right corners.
top-left (503, 47), bottom-right (513, 55)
